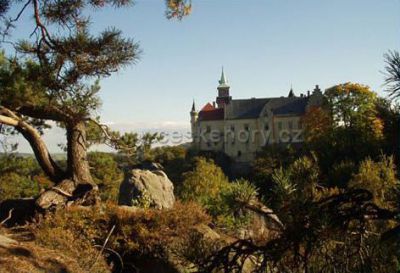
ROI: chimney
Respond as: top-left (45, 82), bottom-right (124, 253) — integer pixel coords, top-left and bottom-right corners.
top-left (213, 102), bottom-right (216, 108)
top-left (307, 90), bottom-right (310, 97)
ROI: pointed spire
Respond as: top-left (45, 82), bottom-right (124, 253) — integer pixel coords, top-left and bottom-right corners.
top-left (191, 99), bottom-right (196, 112)
top-left (288, 85), bottom-right (295, 98)
top-left (219, 67), bottom-right (227, 85)
top-left (218, 66), bottom-right (230, 88)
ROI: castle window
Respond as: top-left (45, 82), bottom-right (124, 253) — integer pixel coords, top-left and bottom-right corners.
top-left (264, 124), bottom-right (269, 131)
top-left (230, 125), bottom-right (235, 132)
top-left (206, 126), bottom-right (211, 133)
top-left (244, 124), bottom-right (249, 131)
top-left (237, 151), bottom-right (242, 157)
top-left (207, 142), bottom-right (211, 147)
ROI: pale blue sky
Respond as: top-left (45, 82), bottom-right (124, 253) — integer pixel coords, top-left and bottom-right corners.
top-left (94, 0), bottom-right (399, 124)
top-left (3, 0), bottom-right (400, 152)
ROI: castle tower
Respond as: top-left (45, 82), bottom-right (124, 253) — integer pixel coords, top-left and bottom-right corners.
top-left (216, 67), bottom-right (232, 108)
top-left (190, 100), bottom-right (198, 142)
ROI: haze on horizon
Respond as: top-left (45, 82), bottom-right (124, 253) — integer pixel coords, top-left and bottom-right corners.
top-left (3, 0), bottom-right (399, 153)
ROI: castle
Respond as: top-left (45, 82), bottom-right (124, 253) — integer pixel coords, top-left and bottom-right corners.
top-left (190, 69), bottom-right (323, 163)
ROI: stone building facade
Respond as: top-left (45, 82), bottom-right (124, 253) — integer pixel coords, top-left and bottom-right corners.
top-left (190, 69), bottom-right (323, 163)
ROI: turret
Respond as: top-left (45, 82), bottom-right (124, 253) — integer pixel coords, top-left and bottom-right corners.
top-left (216, 67), bottom-right (232, 108)
top-left (190, 100), bottom-right (198, 142)
top-left (288, 86), bottom-right (295, 98)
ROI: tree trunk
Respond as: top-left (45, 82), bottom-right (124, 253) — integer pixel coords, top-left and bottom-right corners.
top-left (35, 121), bottom-right (99, 210)
top-left (1, 107), bottom-right (99, 215)
top-left (0, 109), bottom-right (65, 182)
top-left (17, 125), bottom-right (66, 182)
top-left (66, 121), bottom-right (95, 186)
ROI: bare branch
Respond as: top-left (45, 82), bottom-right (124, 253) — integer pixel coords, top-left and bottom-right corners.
top-left (89, 225), bottom-right (116, 271)
top-left (0, 209), bottom-right (14, 226)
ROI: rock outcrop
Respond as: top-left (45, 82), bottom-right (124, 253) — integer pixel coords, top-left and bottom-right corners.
top-left (118, 168), bottom-right (175, 209)
top-left (238, 199), bottom-right (284, 241)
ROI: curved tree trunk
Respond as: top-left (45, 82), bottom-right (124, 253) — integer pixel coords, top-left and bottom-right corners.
top-left (0, 107), bottom-right (65, 182)
top-left (1, 107), bottom-right (99, 212)
top-left (17, 125), bottom-right (66, 182)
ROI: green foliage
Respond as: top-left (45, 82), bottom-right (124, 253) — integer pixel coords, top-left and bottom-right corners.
top-left (210, 179), bottom-right (257, 230)
top-left (251, 144), bottom-right (304, 199)
top-left (349, 155), bottom-right (399, 209)
top-left (87, 152), bottom-right (123, 202)
top-left (375, 98), bottom-right (400, 159)
top-left (0, 172), bottom-right (39, 200)
top-left (179, 158), bottom-right (258, 231)
top-left (271, 167), bottom-right (296, 209)
top-left (179, 157), bottom-right (229, 205)
top-left (232, 152), bottom-right (400, 273)
top-left (302, 83), bottom-right (395, 186)
top-left (325, 83), bottom-right (382, 139)
top-left (269, 156), bottom-right (322, 211)
top-left (229, 178), bottom-right (258, 205)
top-left (289, 155), bottom-right (319, 198)
top-left (0, 155), bottom-right (51, 200)
top-left (384, 50), bottom-right (400, 99)
top-left (328, 159), bottom-right (356, 188)
top-left (131, 188), bottom-right (152, 209)
top-left (149, 145), bottom-right (189, 187)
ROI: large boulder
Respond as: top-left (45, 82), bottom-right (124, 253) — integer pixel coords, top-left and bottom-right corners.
top-left (118, 168), bottom-right (175, 209)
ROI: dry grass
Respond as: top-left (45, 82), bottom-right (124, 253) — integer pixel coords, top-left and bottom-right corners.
top-left (0, 229), bottom-right (110, 273)
top-left (0, 202), bottom-right (220, 272)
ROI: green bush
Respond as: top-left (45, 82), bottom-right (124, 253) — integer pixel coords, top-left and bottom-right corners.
top-left (349, 155), bottom-right (399, 209)
top-left (179, 158), bottom-right (258, 231)
top-left (0, 155), bottom-right (49, 200)
top-left (179, 157), bottom-right (230, 205)
top-left (88, 152), bottom-right (123, 202)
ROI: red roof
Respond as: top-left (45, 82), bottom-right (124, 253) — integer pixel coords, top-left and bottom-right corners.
top-left (199, 103), bottom-right (224, 121)
top-left (201, 103), bottom-right (216, 112)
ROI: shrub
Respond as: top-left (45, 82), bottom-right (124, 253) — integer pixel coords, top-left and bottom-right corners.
top-left (180, 159), bottom-right (258, 231)
top-left (88, 152), bottom-right (123, 202)
top-left (179, 157), bottom-right (229, 206)
top-left (349, 155), bottom-right (399, 209)
top-left (328, 159), bottom-right (356, 188)
top-left (0, 155), bottom-right (51, 200)
top-left (32, 202), bottom-right (211, 264)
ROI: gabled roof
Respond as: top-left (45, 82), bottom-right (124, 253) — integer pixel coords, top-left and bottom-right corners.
top-left (201, 103), bottom-right (215, 112)
top-left (198, 103), bottom-right (224, 121)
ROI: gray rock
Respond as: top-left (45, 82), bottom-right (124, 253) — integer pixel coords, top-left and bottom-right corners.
top-left (118, 168), bottom-right (175, 209)
top-left (238, 199), bottom-right (284, 241)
